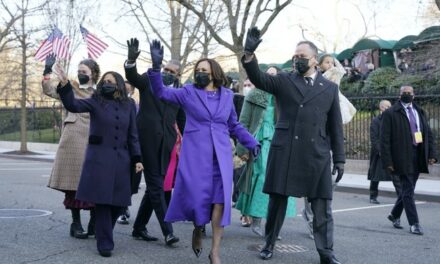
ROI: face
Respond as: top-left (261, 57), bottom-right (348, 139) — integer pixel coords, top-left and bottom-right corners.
top-left (400, 86), bottom-right (414, 97)
top-left (163, 63), bottom-right (180, 79)
top-left (379, 101), bottom-right (391, 112)
top-left (293, 44), bottom-right (318, 69)
top-left (266, 67), bottom-right (277, 76)
top-left (320, 56), bottom-right (334, 71)
top-left (243, 79), bottom-right (255, 89)
top-left (78, 64), bottom-right (93, 83)
top-left (102, 73), bottom-right (117, 85)
top-left (195, 60), bottom-right (212, 76)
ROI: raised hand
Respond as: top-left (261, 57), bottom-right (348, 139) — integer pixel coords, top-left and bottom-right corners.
top-left (332, 163), bottom-right (344, 183)
top-left (150, 39), bottom-right (164, 70)
top-left (127, 38), bottom-right (141, 63)
top-left (43, 53), bottom-right (56, 75)
top-left (244, 27), bottom-right (262, 55)
top-left (53, 62), bottom-right (68, 85)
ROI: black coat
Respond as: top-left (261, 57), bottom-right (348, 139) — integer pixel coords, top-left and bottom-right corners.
top-left (367, 115), bottom-right (391, 181)
top-left (125, 64), bottom-right (185, 175)
top-left (242, 57), bottom-right (345, 199)
top-left (381, 102), bottom-right (437, 175)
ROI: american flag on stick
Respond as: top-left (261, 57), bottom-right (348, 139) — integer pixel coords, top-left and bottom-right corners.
top-left (80, 25), bottom-right (108, 59)
top-left (34, 27), bottom-right (71, 61)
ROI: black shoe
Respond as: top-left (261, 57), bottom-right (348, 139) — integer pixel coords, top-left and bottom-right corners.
top-left (192, 228), bottom-right (203, 257)
top-left (98, 250), bottom-right (112, 257)
top-left (117, 215), bottom-right (129, 225)
top-left (165, 233), bottom-right (180, 246)
top-left (259, 243), bottom-right (274, 260)
top-left (70, 222), bottom-right (88, 239)
top-left (320, 255), bottom-right (342, 264)
top-left (370, 198), bottom-right (380, 204)
top-left (410, 223), bottom-right (424, 235)
top-left (387, 214), bottom-right (403, 229)
top-left (132, 229), bottom-right (159, 241)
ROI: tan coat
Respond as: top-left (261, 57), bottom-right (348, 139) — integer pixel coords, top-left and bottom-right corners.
top-left (44, 79), bottom-right (94, 191)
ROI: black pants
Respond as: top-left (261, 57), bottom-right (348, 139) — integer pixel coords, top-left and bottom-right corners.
top-left (390, 147), bottom-right (419, 225)
top-left (265, 194), bottom-right (334, 259)
top-left (133, 170), bottom-right (172, 236)
top-left (369, 181), bottom-right (379, 199)
top-left (95, 204), bottom-right (123, 251)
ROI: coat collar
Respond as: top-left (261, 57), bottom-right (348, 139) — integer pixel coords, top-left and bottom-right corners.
top-left (288, 71), bottom-right (328, 103)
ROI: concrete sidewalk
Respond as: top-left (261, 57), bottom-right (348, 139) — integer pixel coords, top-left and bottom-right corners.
top-left (1, 141), bottom-right (439, 202)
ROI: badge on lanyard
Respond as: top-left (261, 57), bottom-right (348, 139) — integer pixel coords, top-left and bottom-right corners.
top-left (414, 131), bottom-right (423, 143)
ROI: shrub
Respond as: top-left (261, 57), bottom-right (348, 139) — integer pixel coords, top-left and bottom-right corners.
top-left (361, 67), bottom-right (399, 95)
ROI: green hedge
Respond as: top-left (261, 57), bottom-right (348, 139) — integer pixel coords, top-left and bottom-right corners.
top-left (361, 67), bottom-right (399, 95)
top-left (0, 108), bottom-right (62, 135)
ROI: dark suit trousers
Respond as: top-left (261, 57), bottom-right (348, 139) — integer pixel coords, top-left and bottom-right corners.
top-left (265, 194), bottom-right (334, 259)
top-left (369, 181), bottom-right (379, 199)
top-left (95, 204), bottom-right (123, 251)
top-left (133, 170), bottom-right (173, 236)
top-left (391, 147), bottom-right (420, 225)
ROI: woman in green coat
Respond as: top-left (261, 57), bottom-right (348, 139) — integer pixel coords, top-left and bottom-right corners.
top-left (236, 66), bottom-right (296, 237)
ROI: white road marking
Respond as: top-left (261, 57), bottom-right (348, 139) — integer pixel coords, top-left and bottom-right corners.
top-left (0, 168), bottom-right (51, 171)
top-left (0, 209), bottom-right (53, 219)
top-left (332, 202), bottom-right (427, 214)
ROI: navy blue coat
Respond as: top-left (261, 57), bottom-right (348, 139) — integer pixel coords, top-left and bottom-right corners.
top-left (58, 81), bottom-right (141, 206)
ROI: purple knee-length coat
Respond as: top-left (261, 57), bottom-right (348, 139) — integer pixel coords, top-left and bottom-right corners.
top-left (58, 81), bottom-right (141, 207)
top-left (148, 69), bottom-right (258, 226)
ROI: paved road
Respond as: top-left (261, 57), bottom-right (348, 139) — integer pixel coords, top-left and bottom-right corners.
top-left (0, 157), bottom-right (439, 264)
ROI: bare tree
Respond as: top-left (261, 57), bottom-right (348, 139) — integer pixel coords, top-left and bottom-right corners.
top-left (176, 0), bottom-right (293, 84)
top-left (0, 0), bottom-right (23, 52)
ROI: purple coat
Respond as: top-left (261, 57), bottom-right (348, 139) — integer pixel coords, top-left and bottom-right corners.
top-left (148, 69), bottom-right (258, 226)
top-left (58, 81), bottom-right (141, 207)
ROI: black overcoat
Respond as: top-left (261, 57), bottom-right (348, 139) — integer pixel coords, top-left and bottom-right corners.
top-left (367, 115), bottom-right (391, 181)
top-left (380, 102), bottom-right (437, 175)
top-left (242, 57), bottom-right (345, 199)
top-left (125, 65), bottom-right (185, 175)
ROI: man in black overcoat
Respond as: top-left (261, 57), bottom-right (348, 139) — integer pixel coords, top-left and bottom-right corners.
top-left (124, 38), bottom-right (183, 246)
top-left (381, 85), bottom-right (437, 235)
top-left (242, 28), bottom-right (345, 264)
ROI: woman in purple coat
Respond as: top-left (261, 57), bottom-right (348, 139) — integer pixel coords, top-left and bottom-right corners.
top-left (148, 40), bottom-right (258, 264)
top-left (54, 65), bottom-right (143, 258)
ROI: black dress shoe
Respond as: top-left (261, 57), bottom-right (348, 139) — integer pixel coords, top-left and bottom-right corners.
top-left (98, 250), bottom-right (112, 257)
top-left (387, 214), bottom-right (403, 229)
top-left (259, 244), bottom-right (274, 260)
top-left (410, 223), bottom-right (423, 235)
top-left (192, 228), bottom-right (203, 257)
top-left (165, 233), bottom-right (180, 246)
top-left (132, 229), bottom-right (159, 241)
top-left (70, 223), bottom-right (88, 239)
top-left (320, 255), bottom-right (342, 264)
top-left (369, 198), bottom-right (380, 204)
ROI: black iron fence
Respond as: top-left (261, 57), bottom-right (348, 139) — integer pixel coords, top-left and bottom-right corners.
top-left (344, 94), bottom-right (440, 160)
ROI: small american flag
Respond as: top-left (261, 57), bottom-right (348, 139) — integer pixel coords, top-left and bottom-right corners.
top-left (35, 27), bottom-right (71, 61)
top-left (80, 25), bottom-right (108, 59)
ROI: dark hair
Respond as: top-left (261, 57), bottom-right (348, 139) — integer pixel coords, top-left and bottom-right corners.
top-left (194, 58), bottom-right (228, 88)
top-left (79, 59), bottom-right (100, 84)
top-left (297, 41), bottom-right (318, 57)
top-left (266, 65), bottom-right (282, 74)
top-left (318, 54), bottom-right (334, 65)
top-left (95, 71), bottom-right (129, 103)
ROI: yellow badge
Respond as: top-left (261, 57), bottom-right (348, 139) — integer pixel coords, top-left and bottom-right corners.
top-left (414, 132), bottom-right (423, 143)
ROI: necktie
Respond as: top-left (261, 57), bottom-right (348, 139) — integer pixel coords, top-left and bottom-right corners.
top-left (407, 106), bottom-right (418, 145)
top-left (305, 77), bottom-right (313, 86)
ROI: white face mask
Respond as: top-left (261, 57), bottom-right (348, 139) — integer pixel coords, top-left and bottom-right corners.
top-left (243, 86), bottom-right (252, 96)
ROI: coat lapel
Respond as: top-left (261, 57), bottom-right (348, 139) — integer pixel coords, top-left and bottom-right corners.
top-left (194, 87), bottom-right (212, 115)
top-left (301, 73), bottom-right (327, 104)
top-left (288, 73), bottom-right (308, 98)
top-left (214, 87), bottom-right (228, 117)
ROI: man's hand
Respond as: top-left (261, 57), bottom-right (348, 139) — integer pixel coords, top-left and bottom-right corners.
top-left (332, 163), bottom-right (344, 183)
top-left (387, 166), bottom-right (395, 173)
top-left (150, 39), bottom-right (164, 70)
top-left (127, 38), bottom-right (141, 63)
top-left (244, 27), bottom-right (262, 55)
top-left (135, 162), bottom-right (144, 173)
top-left (428, 159), bottom-right (437, 165)
top-left (43, 53), bottom-right (56, 76)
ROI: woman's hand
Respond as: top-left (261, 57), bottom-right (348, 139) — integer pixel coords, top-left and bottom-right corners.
top-left (135, 162), bottom-right (144, 173)
top-left (53, 62), bottom-right (68, 86)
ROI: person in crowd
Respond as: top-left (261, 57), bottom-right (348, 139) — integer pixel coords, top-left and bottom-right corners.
top-left (147, 39), bottom-right (259, 264)
top-left (236, 66), bottom-right (296, 236)
top-left (348, 67), bottom-right (362, 83)
top-left (242, 78), bottom-right (255, 96)
top-left (381, 85), bottom-right (437, 235)
top-left (124, 38), bottom-right (183, 246)
top-left (242, 27), bottom-right (345, 264)
top-left (367, 100), bottom-right (392, 204)
top-left (54, 65), bottom-right (143, 257)
top-left (342, 59), bottom-right (352, 73)
top-left (43, 53), bottom-right (99, 239)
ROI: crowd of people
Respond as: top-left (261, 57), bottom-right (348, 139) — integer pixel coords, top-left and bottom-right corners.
top-left (41, 26), bottom-right (437, 264)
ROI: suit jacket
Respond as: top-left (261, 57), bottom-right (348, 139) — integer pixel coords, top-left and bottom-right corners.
top-left (125, 64), bottom-right (185, 175)
top-left (380, 101), bottom-right (437, 175)
top-left (58, 81), bottom-right (141, 206)
top-left (242, 56), bottom-right (345, 199)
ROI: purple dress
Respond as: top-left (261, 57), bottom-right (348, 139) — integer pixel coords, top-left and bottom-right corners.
top-left (147, 69), bottom-right (258, 226)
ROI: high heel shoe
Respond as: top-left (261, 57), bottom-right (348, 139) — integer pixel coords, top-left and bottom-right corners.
top-left (192, 228), bottom-right (203, 258)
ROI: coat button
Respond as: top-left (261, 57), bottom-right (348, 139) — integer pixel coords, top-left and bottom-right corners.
top-left (115, 126), bottom-right (119, 130)
top-left (115, 116), bottom-right (119, 120)
top-left (311, 138), bottom-right (315, 142)
top-left (113, 147), bottom-right (117, 150)
top-left (115, 107), bottom-right (119, 111)
top-left (300, 104), bottom-right (303, 108)
top-left (294, 136), bottom-right (299, 139)
top-left (114, 136), bottom-right (118, 140)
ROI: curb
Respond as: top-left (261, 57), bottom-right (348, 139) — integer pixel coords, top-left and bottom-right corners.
top-left (0, 154), bottom-right (54, 163)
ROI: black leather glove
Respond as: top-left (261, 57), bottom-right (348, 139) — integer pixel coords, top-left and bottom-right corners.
top-left (332, 163), bottom-right (344, 183)
top-left (127, 38), bottom-right (141, 63)
top-left (150, 39), bottom-right (163, 70)
top-left (244, 27), bottom-right (262, 55)
top-left (43, 53), bottom-right (56, 75)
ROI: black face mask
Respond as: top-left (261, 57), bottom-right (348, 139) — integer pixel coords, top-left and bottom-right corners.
top-left (294, 57), bottom-right (310, 76)
top-left (194, 72), bottom-right (211, 88)
top-left (78, 74), bottom-right (90, 85)
top-left (162, 72), bottom-right (177, 86)
top-left (100, 83), bottom-right (117, 98)
top-left (400, 93), bottom-right (414, 104)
